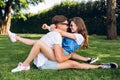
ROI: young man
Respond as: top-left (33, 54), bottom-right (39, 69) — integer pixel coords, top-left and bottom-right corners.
top-left (9, 15), bottom-right (118, 72)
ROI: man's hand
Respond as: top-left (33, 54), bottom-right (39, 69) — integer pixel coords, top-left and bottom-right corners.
top-left (67, 53), bottom-right (73, 59)
top-left (54, 44), bottom-right (72, 63)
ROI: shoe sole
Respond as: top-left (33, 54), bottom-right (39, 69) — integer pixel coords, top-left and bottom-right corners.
top-left (110, 62), bottom-right (118, 68)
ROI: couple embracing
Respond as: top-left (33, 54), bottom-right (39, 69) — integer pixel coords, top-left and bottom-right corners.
top-left (8, 15), bottom-right (118, 73)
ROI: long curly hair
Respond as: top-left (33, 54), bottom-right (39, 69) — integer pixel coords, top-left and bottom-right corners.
top-left (69, 17), bottom-right (88, 48)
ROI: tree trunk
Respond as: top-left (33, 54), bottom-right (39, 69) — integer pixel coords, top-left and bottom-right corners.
top-left (0, 24), bottom-right (7, 34)
top-left (0, 14), bottom-right (11, 34)
top-left (106, 0), bottom-right (117, 40)
top-left (0, 0), bottom-right (12, 35)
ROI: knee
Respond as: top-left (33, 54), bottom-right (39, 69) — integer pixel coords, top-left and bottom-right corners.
top-left (34, 40), bottom-right (42, 46)
top-left (68, 60), bottom-right (79, 68)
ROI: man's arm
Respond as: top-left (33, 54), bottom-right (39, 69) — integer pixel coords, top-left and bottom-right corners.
top-left (54, 44), bottom-right (72, 63)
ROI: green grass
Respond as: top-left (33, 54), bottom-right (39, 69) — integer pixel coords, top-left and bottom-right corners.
top-left (0, 34), bottom-right (120, 80)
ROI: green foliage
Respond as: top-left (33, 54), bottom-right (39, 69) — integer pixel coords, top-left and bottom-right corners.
top-left (10, 0), bottom-right (120, 35)
top-left (12, 0), bottom-right (44, 12)
top-left (0, 34), bottom-right (120, 80)
top-left (0, 0), bottom-right (5, 7)
top-left (0, 0), bottom-right (44, 21)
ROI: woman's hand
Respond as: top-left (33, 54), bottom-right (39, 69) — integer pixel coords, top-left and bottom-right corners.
top-left (42, 24), bottom-right (49, 30)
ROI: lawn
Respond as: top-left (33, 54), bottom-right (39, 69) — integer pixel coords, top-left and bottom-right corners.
top-left (0, 34), bottom-right (120, 80)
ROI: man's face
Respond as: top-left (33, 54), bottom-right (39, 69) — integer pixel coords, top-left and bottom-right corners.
top-left (56, 20), bottom-right (69, 32)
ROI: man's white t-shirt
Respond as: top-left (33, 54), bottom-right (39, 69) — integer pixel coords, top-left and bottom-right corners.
top-left (33, 31), bottom-right (62, 67)
top-left (40, 31), bottom-right (62, 49)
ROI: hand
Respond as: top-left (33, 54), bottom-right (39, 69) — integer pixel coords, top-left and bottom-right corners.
top-left (42, 24), bottom-right (49, 30)
top-left (68, 53), bottom-right (72, 59)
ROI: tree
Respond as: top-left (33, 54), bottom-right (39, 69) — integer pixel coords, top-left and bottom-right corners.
top-left (106, 0), bottom-right (117, 40)
top-left (0, 0), bottom-right (44, 35)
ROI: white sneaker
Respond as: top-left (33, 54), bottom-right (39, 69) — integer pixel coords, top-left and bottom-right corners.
top-left (8, 30), bottom-right (17, 42)
top-left (11, 62), bottom-right (30, 73)
top-left (87, 57), bottom-right (99, 64)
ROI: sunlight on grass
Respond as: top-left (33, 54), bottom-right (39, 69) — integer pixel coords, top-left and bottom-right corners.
top-left (98, 54), bottom-right (110, 57)
top-left (0, 34), bottom-right (120, 80)
top-left (0, 46), bottom-right (6, 49)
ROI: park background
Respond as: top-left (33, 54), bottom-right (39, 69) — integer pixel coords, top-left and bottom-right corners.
top-left (10, 0), bottom-right (120, 36)
top-left (0, 0), bottom-right (120, 80)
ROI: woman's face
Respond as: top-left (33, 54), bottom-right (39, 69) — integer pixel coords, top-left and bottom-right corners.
top-left (70, 21), bottom-right (78, 33)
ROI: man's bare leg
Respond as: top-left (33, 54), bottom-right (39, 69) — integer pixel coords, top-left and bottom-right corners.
top-left (71, 53), bottom-right (99, 64)
top-left (71, 53), bottom-right (89, 61)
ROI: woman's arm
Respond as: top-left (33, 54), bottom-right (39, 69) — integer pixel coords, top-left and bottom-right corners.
top-left (42, 24), bottom-right (56, 31)
top-left (54, 29), bottom-right (77, 40)
top-left (42, 24), bottom-right (51, 31)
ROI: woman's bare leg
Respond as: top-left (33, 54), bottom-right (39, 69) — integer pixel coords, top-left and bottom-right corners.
top-left (57, 60), bottom-right (101, 70)
top-left (71, 53), bottom-right (89, 61)
top-left (16, 36), bottom-right (37, 46)
top-left (23, 40), bottom-right (56, 66)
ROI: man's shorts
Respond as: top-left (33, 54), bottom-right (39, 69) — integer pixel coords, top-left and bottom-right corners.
top-left (38, 49), bottom-right (69, 70)
top-left (38, 60), bottom-right (57, 70)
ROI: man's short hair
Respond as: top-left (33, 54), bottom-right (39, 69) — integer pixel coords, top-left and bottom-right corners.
top-left (52, 15), bottom-right (67, 24)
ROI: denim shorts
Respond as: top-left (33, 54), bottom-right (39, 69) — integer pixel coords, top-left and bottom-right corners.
top-left (38, 60), bottom-right (57, 70)
top-left (62, 49), bottom-right (70, 56)
top-left (38, 49), bottom-right (69, 70)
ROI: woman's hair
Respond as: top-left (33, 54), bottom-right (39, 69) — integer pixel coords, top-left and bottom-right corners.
top-left (69, 17), bottom-right (88, 48)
